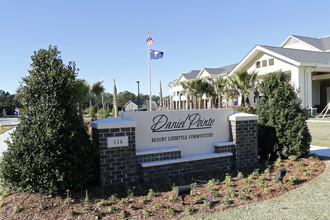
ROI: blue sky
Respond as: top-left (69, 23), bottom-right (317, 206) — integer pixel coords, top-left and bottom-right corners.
top-left (1, 1), bottom-right (330, 96)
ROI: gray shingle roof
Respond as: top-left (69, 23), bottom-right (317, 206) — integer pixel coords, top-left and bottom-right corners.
top-left (292, 35), bottom-right (330, 51)
top-left (182, 70), bottom-right (200, 80)
top-left (204, 64), bottom-right (237, 76)
top-left (260, 45), bottom-right (330, 66)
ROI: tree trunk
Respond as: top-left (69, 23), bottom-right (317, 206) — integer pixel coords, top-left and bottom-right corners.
top-left (246, 96), bottom-right (251, 109)
top-left (198, 97), bottom-right (202, 109)
top-left (102, 93), bottom-right (105, 110)
top-left (218, 95), bottom-right (223, 108)
top-left (193, 96), bottom-right (198, 109)
top-left (241, 94), bottom-right (245, 107)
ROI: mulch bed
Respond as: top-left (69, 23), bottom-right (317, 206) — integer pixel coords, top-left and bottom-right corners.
top-left (0, 157), bottom-right (326, 219)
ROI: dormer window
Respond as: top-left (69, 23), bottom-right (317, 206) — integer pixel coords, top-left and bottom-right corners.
top-left (262, 60), bottom-right (267, 67)
top-left (269, 58), bottom-right (274, 66)
top-left (256, 61), bottom-right (261, 68)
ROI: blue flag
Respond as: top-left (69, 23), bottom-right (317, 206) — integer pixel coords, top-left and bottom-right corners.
top-left (150, 49), bottom-right (164, 59)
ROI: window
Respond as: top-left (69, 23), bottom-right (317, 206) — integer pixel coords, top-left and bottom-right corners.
top-left (262, 60), bottom-right (267, 67)
top-left (256, 61), bottom-right (261, 68)
top-left (269, 58), bottom-right (274, 66)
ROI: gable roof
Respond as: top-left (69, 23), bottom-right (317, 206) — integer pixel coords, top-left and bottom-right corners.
top-left (182, 70), bottom-right (200, 80)
top-left (229, 44), bottom-right (330, 75)
top-left (260, 45), bottom-right (330, 66)
top-left (204, 64), bottom-right (237, 76)
top-left (281, 35), bottom-right (330, 51)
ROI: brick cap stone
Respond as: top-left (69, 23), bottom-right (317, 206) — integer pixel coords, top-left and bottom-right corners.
top-left (229, 112), bottom-right (259, 121)
top-left (91, 117), bottom-right (136, 129)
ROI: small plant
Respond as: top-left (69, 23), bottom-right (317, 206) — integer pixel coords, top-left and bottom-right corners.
top-left (208, 178), bottom-right (219, 186)
top-left (264, 168), bottom-right (271, 176)
top-left (108, 205), bottom-right (116, 213)
top-left (92, 208), bottom-right (103, 217)
top-left (84, 189), bottom-right (89, 202)
top-left (39, 201), bottom-right (45, 212)
top-left (190, 190), bottom-right (196, 196)
top-left (309, 155), bottom-right (317, 159)
top-left (194, 195), bottom-right (203, 203)
top-left (277, 184), bottom-right (285, 190)
top-left (142, 209), bottom-right (151, 217)
top-left (286, 176), bottom-right (297, 185)
top-left (139, 196), bottom-right (147, 204)
top-left (97, 199), bottom-right (109, 207)
top-left (225, 175), bottom-right (232, 182)
top-left (227, 188), bottom-right (235, 198)
top-left (252, 168), bottom-right (259, 176)
top-left (148, 188), bottom-right (156, 197)
top-left (120, 198), bottom-right (129, 204)
top-left (286, 162), bottom-right (293, 167)
top-left (119, 210), bottom-right (128, 219)
top-left (2, 189), bottom-right (11, 197)
top-left (259, 175), bottom-right (266, 181)
top-left (255, 179), bottom-right (265, 187)
top-left (0, 200), bottom-right (5, 207)
top-left (225, 181), bottom-right (232, 187)
top-left (153, 203), bottom-right (162, 209)
top-left (248, 174), bottom-right (254, 180)
top-left (243, 178), bottom-right (251, 184)
top-left (288, 155), bottom-right (298, 161)
top-left (238, 192), bottom-right (246, 200)
top-left (127, 187), bottom-right (134, 198)
top-left (276, 157), bottom-right (282, 163)
top-left (14, 204), bottom-right (20, 213)
top-left (128, 204), bottom-right (137, 210)
top-left (185, 206), bottom-right (194, 213)
top-left (171, 185), bottom-right (177, 194)
top-left (264, 187), bottom-right (271, 192)
top-left (297, 161), bottom-right (306, 167)
top-left (65, 189), bottom-right (72, 204)
top-left (166, 206), bottom-right (175, 214)
top-left (272, 178), bottom-right (279, 183)
top-left (168, 195), bottom-right (176, 202)
top-left (311, 161), bottom-right (318, 166)
top-left (221, 197), bottom-right (230, 205)
top-left (275, 163), bottom-right (282, 168)
top-left (109, 193), bottom-right (118, 201)
top-left (203, 198), bottom-right (213, 208)
top-left (190, 182), bottom-right (197, 190)
top-left (68, 209), bottom-right (78, 216)
top-left (83, 205), bottom-right (93, 211)
top-left (237, 172), bottom-right (244, 178)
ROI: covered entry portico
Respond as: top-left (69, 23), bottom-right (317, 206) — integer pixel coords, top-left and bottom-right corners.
top-left (312, 71), bottom-right (330, 112)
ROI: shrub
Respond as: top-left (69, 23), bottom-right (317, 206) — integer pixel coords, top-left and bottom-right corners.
top-left (97, 108), bottom-right (110, 120)
top-left (89, 106), bottom-right (97, 121)
top-left (257, 71), bottom-right (311, 158)
top-left (0, 46), bottom-right (97, 194)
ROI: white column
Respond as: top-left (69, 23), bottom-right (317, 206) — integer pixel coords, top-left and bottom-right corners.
top-left (307, 71), bottom-right (313, 108)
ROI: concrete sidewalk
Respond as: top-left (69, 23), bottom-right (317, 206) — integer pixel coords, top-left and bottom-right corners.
top-left (0, 128), bottom-right (15, 156)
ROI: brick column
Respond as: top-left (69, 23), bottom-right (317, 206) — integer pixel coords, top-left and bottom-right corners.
top-left (229, 113), bottom-right (259, 170)
top-left (91, 118), bottom-right (137, 185)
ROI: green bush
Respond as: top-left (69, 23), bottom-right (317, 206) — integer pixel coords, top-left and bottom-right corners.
top-left (97, 109), bottom-right (110, 120)
top-left (0, 46), bottom-right (97, 194)
top-left (257, 71), bottom-right (311, 159)
top-left (89, 106), bottom-right (97, 121)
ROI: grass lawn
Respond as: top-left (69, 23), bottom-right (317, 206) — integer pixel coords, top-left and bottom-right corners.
top-left (184, 157), bottom-right (330, 220)
top-left (308, 121), bottom-right (330, 147)
top-left (0, 126), bottom-right (14, 135)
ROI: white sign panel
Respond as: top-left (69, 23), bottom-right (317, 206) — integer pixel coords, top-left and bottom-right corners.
top-left (107, 136), bottom-right (129, 148)
top-left (122, 109), bottom-right (233, 156)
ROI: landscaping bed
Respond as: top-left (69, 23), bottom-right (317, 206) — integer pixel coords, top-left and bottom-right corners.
top-left (0, 156), bottom-right (326, 219)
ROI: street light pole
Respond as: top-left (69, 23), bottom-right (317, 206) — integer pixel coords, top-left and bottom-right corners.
top-left (136, 81), bottom-right (140, 109)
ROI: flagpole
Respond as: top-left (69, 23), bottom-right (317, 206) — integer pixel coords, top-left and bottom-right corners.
top-left (148, 32), bottom-right (152, 111)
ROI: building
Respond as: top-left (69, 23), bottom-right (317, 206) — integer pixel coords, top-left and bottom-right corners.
top-left (168, 35), bottom-right (330, 111)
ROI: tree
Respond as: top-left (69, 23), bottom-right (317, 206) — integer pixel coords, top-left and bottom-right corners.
top-left (91, 81), bottom-right (105, 109)
top-left (159, 80), bottom-right (163, 110)
top-left (231, 70), bottom-right (258, 108)
top-left (0, 46), bottom-right (97, 194)
top-left (257, 71), bottom-right (311, 158)
top-left (74, 79), bottom-right (90, 115)
top-left (194, 79), bottom-right (210, 109)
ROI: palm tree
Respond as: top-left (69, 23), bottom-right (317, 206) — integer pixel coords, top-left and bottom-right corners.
top-left (194, 79), bottom-right (210, 109)
top-left (231, 71), bottom-right (258, 108)
top-left (113, 79), bottom-right (118, 117)
top-left (74, 79), bottom-right (90, 115)
top-left (159, 80), bottom-right (163, 110)
top-left (180, 81), bottom-right (194, 110)
top-left (206, 76), bottom-right (227, 108)
top-left (91, 81), bottom-right (105, 109)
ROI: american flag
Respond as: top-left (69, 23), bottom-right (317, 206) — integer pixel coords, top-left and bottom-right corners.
top-left (146, 36), bottom-right (154, 46)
